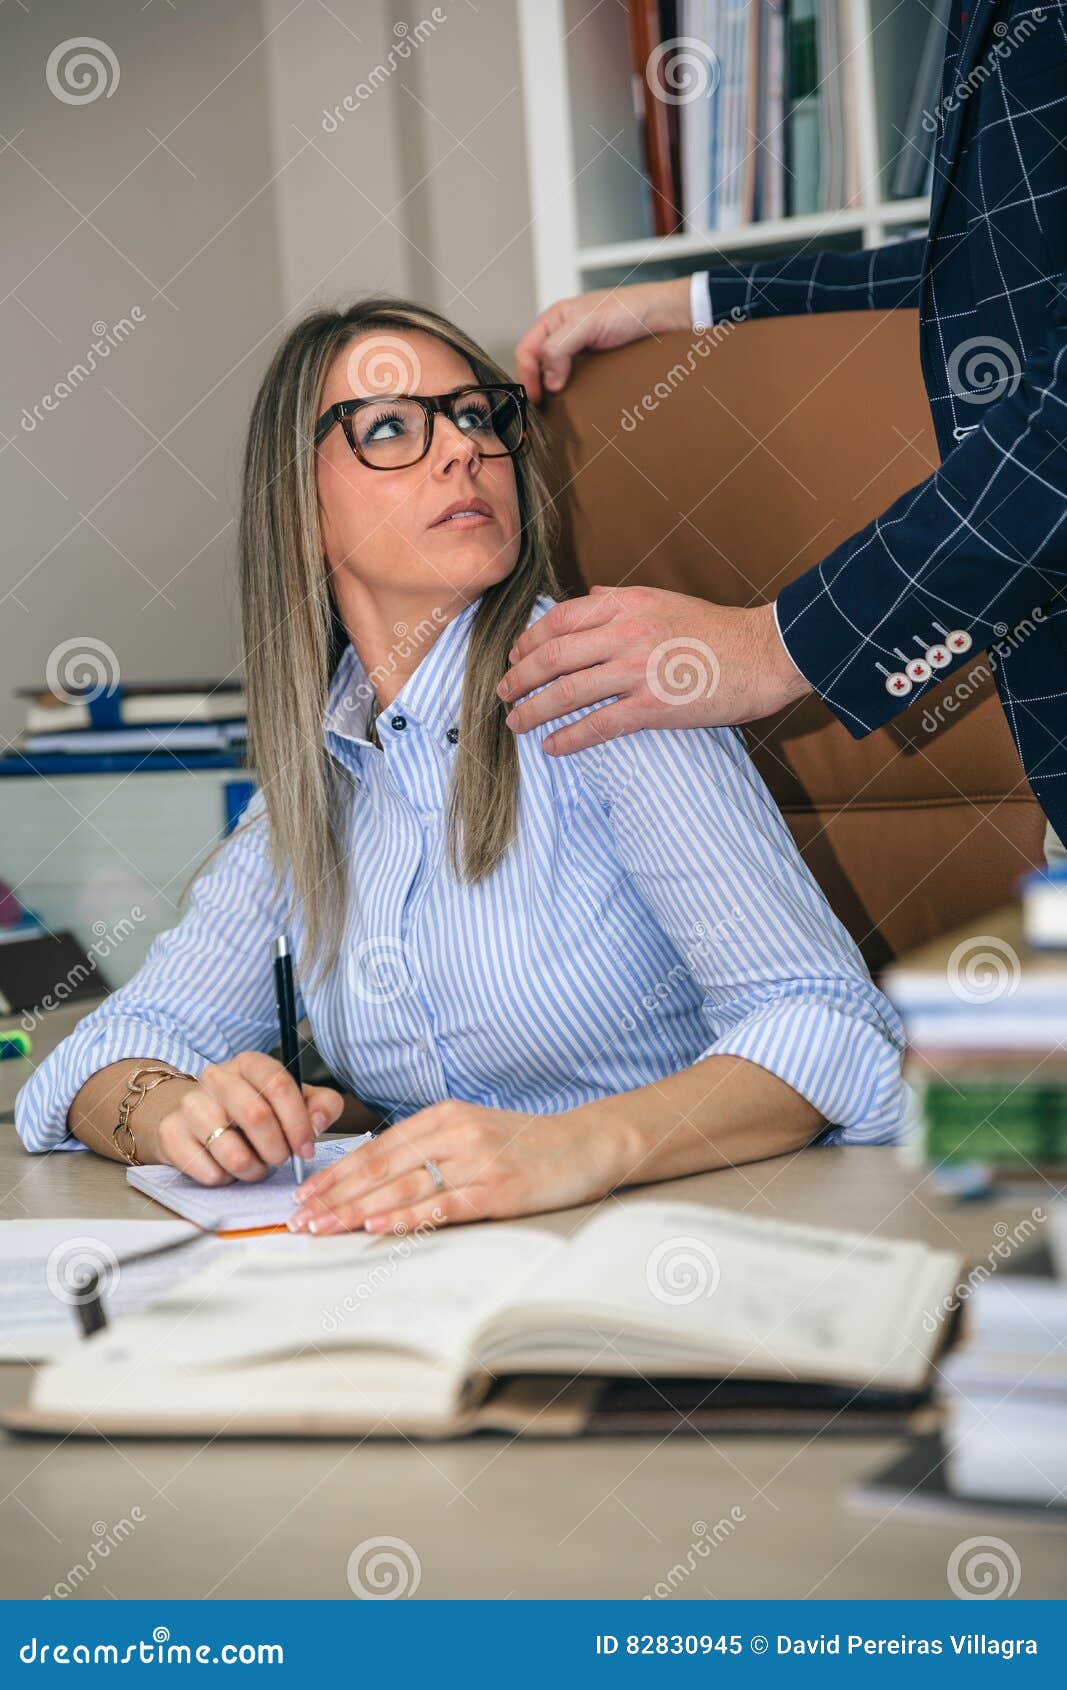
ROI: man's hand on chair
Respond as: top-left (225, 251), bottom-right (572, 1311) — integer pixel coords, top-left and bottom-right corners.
top-left (514, 279), bottom-right (692, 401)
top-left (497, 587), bottom-right (812, 756)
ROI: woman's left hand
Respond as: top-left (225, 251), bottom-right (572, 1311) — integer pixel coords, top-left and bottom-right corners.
top-left (287, 1098), bottom-right (620, 1236)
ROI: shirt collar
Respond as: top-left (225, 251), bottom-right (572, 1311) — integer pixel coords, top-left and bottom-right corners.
top-left (323, 597), bottom-right (482, 752)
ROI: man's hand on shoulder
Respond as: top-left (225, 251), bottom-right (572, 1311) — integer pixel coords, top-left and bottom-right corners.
top-left (497, 586), bottom-right (811, 755)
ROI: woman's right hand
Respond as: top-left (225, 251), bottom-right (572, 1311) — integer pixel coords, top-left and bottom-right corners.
top-left (152, 1052), bottom-right (345, 1185)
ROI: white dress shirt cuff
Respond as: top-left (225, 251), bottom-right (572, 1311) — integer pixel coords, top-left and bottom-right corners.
top-left (772, 597), bottom-right (808, 682)
top-left (690, 271), bottom-right (713, 332)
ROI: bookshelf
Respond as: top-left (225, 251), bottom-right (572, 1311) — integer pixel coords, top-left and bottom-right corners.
top-left (517, 0), bottom-right (933, 309)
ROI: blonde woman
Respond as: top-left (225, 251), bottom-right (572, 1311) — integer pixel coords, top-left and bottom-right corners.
top-left (16, 298), bottom-right (906, 1236)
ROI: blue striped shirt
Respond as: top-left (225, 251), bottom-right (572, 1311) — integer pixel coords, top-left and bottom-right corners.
top-left (15, 597), bottom-right (906, 1154)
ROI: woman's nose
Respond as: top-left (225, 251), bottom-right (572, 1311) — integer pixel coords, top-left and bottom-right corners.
top-left (432, 417), bottom-right (481, 474)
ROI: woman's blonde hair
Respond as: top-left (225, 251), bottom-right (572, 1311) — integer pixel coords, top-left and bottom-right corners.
top-left (230, 296), bottom-right (560, 987)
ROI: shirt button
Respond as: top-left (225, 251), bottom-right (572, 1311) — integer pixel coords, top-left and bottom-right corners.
top-left (390, 715), bottom-right (407, 732)
top-left (446, 727), bottom-right (459, 745)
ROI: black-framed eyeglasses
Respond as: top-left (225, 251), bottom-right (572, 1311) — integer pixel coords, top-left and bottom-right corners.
top-left (314, 383), bottom-right (528, 471)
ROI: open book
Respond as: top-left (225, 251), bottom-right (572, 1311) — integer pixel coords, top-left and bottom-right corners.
top-left (8, 1200), bottom-right (962, 1440)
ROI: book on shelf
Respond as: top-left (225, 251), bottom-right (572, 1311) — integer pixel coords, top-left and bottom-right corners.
top-left (7, 1199), bottom-right (962, 1440)
top-left (17, 679), bottom-right (246, 735)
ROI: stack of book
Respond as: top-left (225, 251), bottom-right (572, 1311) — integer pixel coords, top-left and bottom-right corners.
top-left (628, 0), bottom-right (866, 237)
top-left (3, 678), bottom-right (248, 776)
top-left (885, 910), bottom-right (1067, 1184)
top-left (940, 1271), bottom-right (1067, 1508)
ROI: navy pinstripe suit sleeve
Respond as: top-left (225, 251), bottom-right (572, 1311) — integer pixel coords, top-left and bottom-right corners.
top-left (696, 236), bottom-right (926, 325)
top-left (777, 273), bottom-right (1067, 737)
top-left (13, 792), bottom-right (300, 1153)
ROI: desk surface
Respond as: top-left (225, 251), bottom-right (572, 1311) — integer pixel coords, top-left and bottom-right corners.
top-left (0, 1134), bottom-right (1063, 1601)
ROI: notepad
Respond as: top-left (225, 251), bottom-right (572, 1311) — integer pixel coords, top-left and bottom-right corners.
top-left (126, 1134), bottom-right (372, 1230)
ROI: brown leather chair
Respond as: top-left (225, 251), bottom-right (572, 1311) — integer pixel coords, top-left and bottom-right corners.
top-left (542, 309), bottom-right (1046, 974)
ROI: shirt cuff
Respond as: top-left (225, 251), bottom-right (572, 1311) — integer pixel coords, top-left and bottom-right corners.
top-left (698, 1000), bottom-right (906, 1144)
top-left (690, 271), bottom-right (713, 332)
top-left (14, 1014), bottom-right (211, 1154)
top-left (772, 596), bottom-right (809, 684)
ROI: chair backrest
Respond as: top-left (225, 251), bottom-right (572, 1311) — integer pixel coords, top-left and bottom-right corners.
top-left (542, 309), bottom-right (1045, 971)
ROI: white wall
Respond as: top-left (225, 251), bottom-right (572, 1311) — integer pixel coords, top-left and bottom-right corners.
top-left (1, 0), bottom-right (537, 752)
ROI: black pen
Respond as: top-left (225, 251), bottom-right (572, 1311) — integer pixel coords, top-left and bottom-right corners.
top-left (272, 934), bottom-right (311, 1186)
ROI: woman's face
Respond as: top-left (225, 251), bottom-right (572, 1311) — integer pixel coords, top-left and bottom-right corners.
top-left (316, 328), bottom-right (522, 610)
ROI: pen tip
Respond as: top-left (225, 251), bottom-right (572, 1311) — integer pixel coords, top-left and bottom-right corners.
top-left (272, 934), bottom-right (290, 960)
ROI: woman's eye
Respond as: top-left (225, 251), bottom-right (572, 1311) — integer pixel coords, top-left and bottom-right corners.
top-left (362, 412), bottom-right (406, 443)
top-left (456, 403), bottom-right (492, 433)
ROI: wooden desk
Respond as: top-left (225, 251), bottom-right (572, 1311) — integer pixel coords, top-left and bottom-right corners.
top-left (0, 1135), bottom-right (1063, 1600)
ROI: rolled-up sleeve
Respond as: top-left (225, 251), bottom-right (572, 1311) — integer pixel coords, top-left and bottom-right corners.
top-left (14, 791), bottom-right (298, 1153)
top-left (578, 724), bottom-right (906, 1143)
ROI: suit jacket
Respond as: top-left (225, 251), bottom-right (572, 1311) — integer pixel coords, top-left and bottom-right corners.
top-left (697, 0), bottom-right (1067, 836)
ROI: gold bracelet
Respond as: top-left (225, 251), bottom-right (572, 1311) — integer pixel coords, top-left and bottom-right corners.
top-left (112, 1065), bottom-right (194, 1166)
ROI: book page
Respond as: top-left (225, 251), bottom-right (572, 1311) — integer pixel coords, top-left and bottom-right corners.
top-left (483, 1201), bottom-right (961, 1391)
top-left (38, 1223), bottom-right (563, 1383)
top-left (0, 1219), bottom-right (224, 1361)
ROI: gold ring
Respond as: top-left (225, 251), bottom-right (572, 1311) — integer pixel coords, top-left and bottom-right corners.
top-left (204, 1124), bottom-right (236, 1149)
